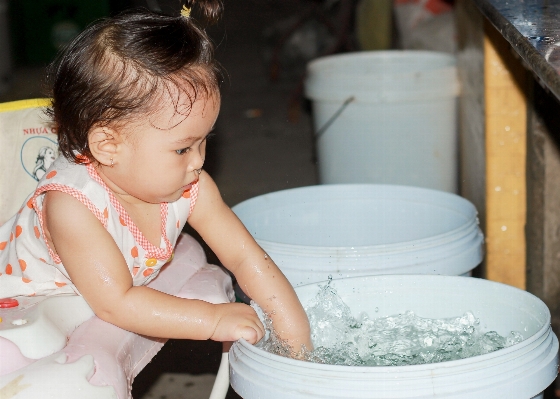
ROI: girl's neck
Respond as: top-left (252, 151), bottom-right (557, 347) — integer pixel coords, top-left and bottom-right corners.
top-left (95, 165), bottom-right (143, 205)
top-left (94, 164), bottom-right (163, 247)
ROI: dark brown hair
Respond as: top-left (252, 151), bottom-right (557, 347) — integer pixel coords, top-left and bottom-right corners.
top-left (46, 0), bottom-right (223, 163)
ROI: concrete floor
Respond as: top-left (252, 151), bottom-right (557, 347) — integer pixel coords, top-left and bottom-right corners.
top-left (0, 1), bottom-right (318, 398)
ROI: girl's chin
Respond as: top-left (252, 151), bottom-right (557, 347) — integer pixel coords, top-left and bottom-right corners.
top-left (154, 184), bottom-right (196, 203)
top-left (168, 187), bottom-right (192, 202)
top-left (142, 191), bottom-right (183, 204)
top-left (164, 192), bottom-right (185, 203)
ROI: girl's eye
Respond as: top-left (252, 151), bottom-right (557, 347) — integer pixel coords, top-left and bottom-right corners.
top-left (176, 148), bottom-right (190, 155)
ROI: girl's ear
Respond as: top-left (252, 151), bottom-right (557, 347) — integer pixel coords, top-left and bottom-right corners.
top-left (88, 126), bottom-right (121, 167)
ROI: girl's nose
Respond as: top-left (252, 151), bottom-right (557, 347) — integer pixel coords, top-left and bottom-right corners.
top-left (190, 149), bottom-right (205, 172)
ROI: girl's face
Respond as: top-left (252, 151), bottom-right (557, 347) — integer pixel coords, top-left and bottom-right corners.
top-left (107, 91), bottom-right (220, 204)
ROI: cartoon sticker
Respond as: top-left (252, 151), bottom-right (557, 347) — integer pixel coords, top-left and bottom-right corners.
top-left (20, 137), bottom-right (59, 181)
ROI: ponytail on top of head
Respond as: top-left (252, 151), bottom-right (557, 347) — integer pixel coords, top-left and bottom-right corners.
top-left (182, 0), bottom-right (223, 25)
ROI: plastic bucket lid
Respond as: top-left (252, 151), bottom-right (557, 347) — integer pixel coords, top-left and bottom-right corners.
top-left (230, 275), bottom-right (559, 399)
top-left (304, 51), bottom-right (459, 103)
top-left (232, 184), bottom-right (484, 285)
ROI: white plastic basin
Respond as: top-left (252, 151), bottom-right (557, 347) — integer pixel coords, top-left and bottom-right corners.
top-left (230, 275), bottom-right (559, 399)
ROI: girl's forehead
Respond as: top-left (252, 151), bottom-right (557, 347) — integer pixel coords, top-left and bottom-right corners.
top-left (147, 90), bottom-right (220, 130)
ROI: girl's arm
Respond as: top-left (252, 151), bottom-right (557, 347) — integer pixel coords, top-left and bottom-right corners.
top-left (188, 171), bottom-right (313, 353)
top-left (43, 190), bottom-right (264, 343)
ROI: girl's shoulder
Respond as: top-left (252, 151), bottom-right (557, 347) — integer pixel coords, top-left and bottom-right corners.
top-left (36, 156), bottom-right (90, 189)
top-left (34, 157), bottom-right (110, 218)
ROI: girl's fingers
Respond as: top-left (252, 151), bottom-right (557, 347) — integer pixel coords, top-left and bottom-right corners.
top-left (240, 326), bottom-right (259, 344)
top-left (239, 318), bottom-right (265, 344)
top-left (256, 320), bottom-right (265, 341)
top-left (253, 322), bottom-right (264, 343)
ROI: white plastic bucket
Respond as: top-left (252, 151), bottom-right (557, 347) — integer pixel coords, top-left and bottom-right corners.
top-left (232, 184), bottom-right (483, 287)
top-left (304, 51), bottom-right (460, 192)
top-left (230, 275), bottom-right (559, 399)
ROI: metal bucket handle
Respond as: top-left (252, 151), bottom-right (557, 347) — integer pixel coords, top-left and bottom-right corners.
top-left (315, 96), bottom-right (355, 138)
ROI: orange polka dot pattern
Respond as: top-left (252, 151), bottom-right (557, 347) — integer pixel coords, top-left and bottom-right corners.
top-left (0, 156), bottom-right (198, 298)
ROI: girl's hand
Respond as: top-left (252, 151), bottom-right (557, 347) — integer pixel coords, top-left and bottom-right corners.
top-left (209, 303), bottom-right (265, 344)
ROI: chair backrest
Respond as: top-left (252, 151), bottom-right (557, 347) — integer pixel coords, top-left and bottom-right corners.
top-left (0, 99), bottom-right (56, 225)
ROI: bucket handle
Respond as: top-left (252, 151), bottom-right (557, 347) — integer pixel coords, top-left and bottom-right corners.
top-left (315, 96), bottom-right (355, 138)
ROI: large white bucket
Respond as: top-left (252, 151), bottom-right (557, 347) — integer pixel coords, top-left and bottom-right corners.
top-left (230, 275), bottom-right (559, 399)
top-left (304, 51), bottom-right (459, 192)
top-left (232, 184), bottom-right (483, 286)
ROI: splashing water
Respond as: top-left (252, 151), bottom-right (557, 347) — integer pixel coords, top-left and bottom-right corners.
top-left (255, 281), bottom-right (524, 366)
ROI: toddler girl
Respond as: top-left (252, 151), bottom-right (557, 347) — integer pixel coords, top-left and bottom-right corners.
top-left (0, 1), bottom-right (312, 353)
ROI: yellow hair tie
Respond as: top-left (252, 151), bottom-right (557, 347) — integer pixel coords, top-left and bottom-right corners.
top-left (180, 5), bottom-right (191, 18)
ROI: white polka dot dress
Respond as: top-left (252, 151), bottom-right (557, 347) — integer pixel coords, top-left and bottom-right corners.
top-left (0, 156), bottom-right (198, 298)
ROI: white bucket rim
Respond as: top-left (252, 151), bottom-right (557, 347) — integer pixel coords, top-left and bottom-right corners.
top-left (233, 184), bottom-right (479, 252)
top-left (232, 275), bottom-right (552, 373)
top-left (306, 50), bottom-right (457, 72)
top-left (255, 218), bottom-right (479, 255)
top-left (304, 50), bottom-right (460, 102)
